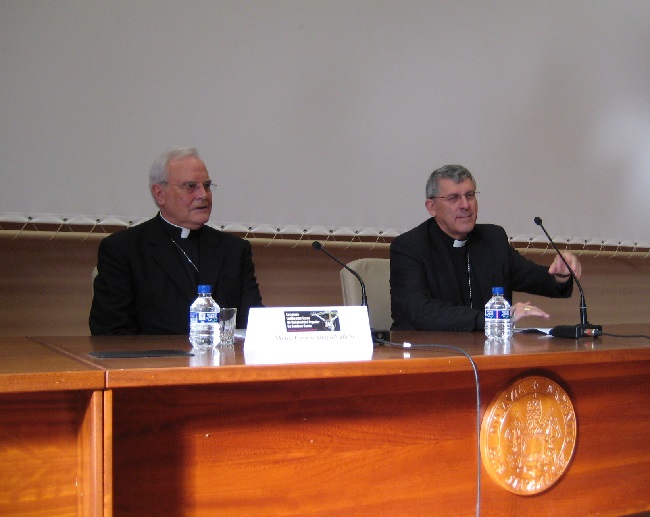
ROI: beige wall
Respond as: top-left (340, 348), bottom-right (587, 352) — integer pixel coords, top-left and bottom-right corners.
top-left (4, 2), bottom-right (650, 246)
top-left (1, 235), bottom-right (648, 336)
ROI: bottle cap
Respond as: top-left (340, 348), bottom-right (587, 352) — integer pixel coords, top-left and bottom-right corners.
top-left (492, 286), bottom-right (504, 295)
top-left (198, 284), bottom-right (212, 295)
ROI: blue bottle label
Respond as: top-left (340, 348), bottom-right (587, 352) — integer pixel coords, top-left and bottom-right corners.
top-left (190, 311), bottom-right (219, 324)
top-left (485, 309), bottom-right (511, 320)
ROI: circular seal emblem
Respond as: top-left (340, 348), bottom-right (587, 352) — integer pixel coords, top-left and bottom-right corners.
top-left (480, 376), bottom-right (577, 495)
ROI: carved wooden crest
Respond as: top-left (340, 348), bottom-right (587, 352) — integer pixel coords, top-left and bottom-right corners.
top-left (480, 376), bottom-right (577, 495)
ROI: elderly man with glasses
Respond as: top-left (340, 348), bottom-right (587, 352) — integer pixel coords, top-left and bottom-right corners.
top-left (390, 164), bottom-right (580, 331)
top-left (90, 147), bottom-right (263, 335)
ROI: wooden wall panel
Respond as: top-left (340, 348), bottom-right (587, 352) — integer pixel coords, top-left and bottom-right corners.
top-left (0, 235), bottom-right (649, 336)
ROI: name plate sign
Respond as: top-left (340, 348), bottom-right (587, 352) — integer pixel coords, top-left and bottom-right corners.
top-left (244, 306), bottom-right (373, 365)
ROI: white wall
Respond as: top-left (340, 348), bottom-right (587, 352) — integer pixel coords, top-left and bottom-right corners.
top-left (1, 1), bottom-right (649, 245)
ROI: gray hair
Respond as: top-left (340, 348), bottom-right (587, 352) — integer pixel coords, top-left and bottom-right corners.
top-left (425, 164), bottom-right (476, 199)
top-left (149, 147), bottom-right (201, 205)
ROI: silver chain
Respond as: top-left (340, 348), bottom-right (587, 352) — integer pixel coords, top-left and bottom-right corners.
top-left (467, 250), bottom-right (472, 309)
top-left (170, 238), bottom-right (199, 274)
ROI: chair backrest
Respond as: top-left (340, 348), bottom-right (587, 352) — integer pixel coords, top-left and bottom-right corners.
top-left (340, 258), bottom-right (392, 330)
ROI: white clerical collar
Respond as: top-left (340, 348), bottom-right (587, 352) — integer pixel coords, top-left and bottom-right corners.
top-left (160, 213), bottom-right (191, 238)
top-left (453, 239), bottom-right (467, 248)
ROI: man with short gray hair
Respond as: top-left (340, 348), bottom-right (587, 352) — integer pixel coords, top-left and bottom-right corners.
top-left (90, 147), bottom-right (262, 334)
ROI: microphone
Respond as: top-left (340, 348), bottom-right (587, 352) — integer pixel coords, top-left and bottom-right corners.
top-left (534, 217), bottom-right (602, 338)
top-left (311, 241), bottom-right (367, 306)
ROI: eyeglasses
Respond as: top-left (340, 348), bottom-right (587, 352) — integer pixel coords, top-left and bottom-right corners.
top-left (429, 191), bottom-right (479, 204)
top-left (160, 180), bottom-right (216, 194)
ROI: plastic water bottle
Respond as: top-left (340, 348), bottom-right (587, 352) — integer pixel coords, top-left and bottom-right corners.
top-left (485, 286), bottom-right (513, 340)
top-left (189, 285), bottom-right (220, 350)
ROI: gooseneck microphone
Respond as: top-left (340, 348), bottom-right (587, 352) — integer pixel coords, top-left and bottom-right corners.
top-left (534, 217), bottom-right (602, 338)
top-left (312, 241), bottom-right (367, 306)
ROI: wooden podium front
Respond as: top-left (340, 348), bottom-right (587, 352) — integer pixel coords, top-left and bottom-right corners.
top-left (2, 327), bottom-right (650, 515)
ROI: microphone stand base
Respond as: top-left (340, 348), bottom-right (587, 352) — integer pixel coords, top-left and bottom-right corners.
top-left (549, 323), bottom-right (602, 339)
top-left (371, 329), bottom-right (391, 343)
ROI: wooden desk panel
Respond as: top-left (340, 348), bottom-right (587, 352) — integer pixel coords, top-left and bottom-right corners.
top-left (106, 365), bottom-right (650, 515)
top-left (478, 362), bottom-right (650, 515)
top-left (0, 337), bottom-right (105, 516)
top-left (110, 373), bottom-right (482, 515)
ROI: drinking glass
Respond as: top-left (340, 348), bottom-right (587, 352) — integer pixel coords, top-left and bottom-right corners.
top-left (219, 307), bottom-right (237, 346)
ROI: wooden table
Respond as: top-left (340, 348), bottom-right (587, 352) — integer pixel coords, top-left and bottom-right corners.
top-left (3, 326), bottom-right (650, 516)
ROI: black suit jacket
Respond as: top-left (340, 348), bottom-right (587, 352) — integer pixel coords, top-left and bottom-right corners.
top-left (89, 215), bottom-right (262, 335)
top-left (390, 218), bottom-right (572, 331)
